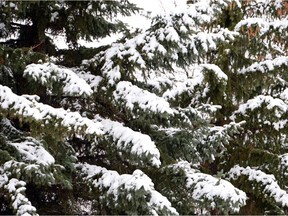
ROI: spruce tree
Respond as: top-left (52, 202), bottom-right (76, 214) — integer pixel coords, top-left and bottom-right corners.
top-left (0, 0), bottom-right (287, 215)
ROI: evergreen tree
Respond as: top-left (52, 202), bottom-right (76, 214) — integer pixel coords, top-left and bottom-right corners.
top-left (0, 0), bottom-right (287, 215)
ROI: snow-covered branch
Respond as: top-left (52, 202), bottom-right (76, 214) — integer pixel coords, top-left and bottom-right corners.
top-left (113, 81), bottom-right (174, 114)
top-left (185, 0), bottom-right (241, 25)
top-left (24, 63), bottom-right (93, 96)
top-left (163, 64), bottom-right (227, 102)
top-left (238, 56), bottom-right (288, 74)
top-left (2, 159), bottom-right (68, 189)
top-left (0, 84), bottom-right (160, 168)
top-left (228, 165), bottom-right (288, 207)
top-left (76, 163), bottom-right (178, 215)
top-left (169, 161), bottom-right (247, 213)
top-left (100, 118), bottom-right (161, 167)
top-left (75, 70), bottom-right (103, 91)
top-left (8, 138), bottom-right (55, 166)
top-left (279, 154), bottom-right (288, 178)
top-left (235, 18), bottom-right (288, 36)
top-left (0, 172), bottom-right (38, 216)
top-left (232, 95), bottom-right (288, 119)
top-left (87, 11), bottom-right (237, 85)
top-left (0, 84), bottom-right (103, 137)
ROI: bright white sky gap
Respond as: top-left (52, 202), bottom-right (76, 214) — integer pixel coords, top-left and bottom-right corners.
top-left (54, 0), bottom-right (187, 49)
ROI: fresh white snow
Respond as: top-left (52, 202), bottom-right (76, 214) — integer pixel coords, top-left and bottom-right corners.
top-left (0, 84), bottom-right (104, 136)
top-left (228, 165), bottom-right (288, 207)
top-left (77, 163), bottom-right (178, 215)
top-left (4, 178), bottom-right (38, 216)
top-left (8, 138), bottom-right (55, 166)
top-left (114, 81), bottom-right (174, 114)
top-left (170, 161), bottom-right (247, 212)
top-left (100, 118), bottom-right (161, 167)
top-left (24, 63), bottom-right (93, 96)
